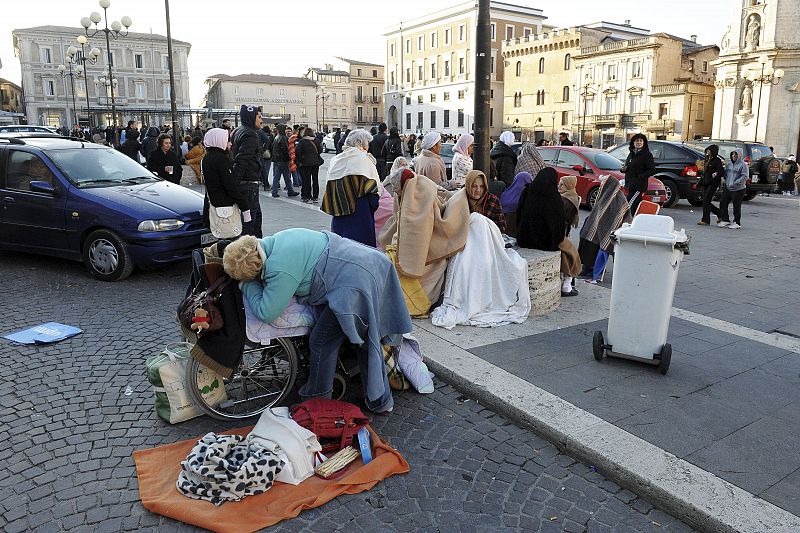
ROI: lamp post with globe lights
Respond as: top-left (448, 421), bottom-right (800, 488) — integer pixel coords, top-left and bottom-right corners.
top-left (746, 54), bottom-right (784, 143)
top-left (81, 0), bottom-right (131, 144)
top-left (72, 35), bottom-right (101, 128)
top-left (57, 59), bottom-right (81, 129)
top-left (93, 75), bottom-right (118, 127)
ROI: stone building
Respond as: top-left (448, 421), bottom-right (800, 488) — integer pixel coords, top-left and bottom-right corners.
top-left (384, 1), bottom-right (547, 137)
top-left (712, 0), bottom-right (800, 155)
top-left (203, 74), bottom-right (318, 128)
top-left (12, 25), bottom-right (191, 128)
top-left (0, 78), bottom-right (25, 125)
top-left (336, 57), bottom-right (385, 129)
top-left (304, 65), bottom-right (352, 132)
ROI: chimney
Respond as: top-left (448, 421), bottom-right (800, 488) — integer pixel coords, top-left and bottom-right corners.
top-left (690, 35), bottom-right (697, 42)
top-left (624, 19), bottom-right (631, 26)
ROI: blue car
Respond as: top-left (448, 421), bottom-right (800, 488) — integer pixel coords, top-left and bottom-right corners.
top-left (0, 134), bottom-right (210, 281)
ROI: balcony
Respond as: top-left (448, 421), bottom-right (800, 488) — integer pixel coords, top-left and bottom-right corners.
top-left (595, 113), bottom-right (623, 126)
top-left (370, 96), bottom-right (381, 104)
top-left (579, 36), bottom-right (657, 56)
top-left (651, 83), bottom-right (689, 96)
top-left (622, 112), bottom-right (651, 125)
top-left (355, 96), bottom-right (366, 103)
top-left (646, 118), bottom-right (675, 131)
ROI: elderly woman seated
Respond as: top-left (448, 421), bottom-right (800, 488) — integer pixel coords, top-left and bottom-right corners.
top-left (379, 169), bottom-right (470, 316)
top-left (223, 229), bottom-right (412, 414)
top-left (463, 170), bottom-right (506, 234)
top-left (499, 171), bottom-right (532, 237)
top-left (320, 129), bottom-right (382, 247)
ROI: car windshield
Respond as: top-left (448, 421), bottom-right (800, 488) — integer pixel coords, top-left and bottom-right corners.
top-left (750, 144), bottom-right (772, 160)
top-left (588, 151), bottom-right (623, 170)
top-left (47, 146), bottom-right (159, 186)
top-left (440, 144), bottom-right (454, 158)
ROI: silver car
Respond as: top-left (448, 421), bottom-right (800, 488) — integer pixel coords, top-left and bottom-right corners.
top-left (322, 133), bottom-right (337, 153)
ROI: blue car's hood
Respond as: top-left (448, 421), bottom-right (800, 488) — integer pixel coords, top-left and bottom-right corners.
top-left (81, 181), bottom-right (204, 220)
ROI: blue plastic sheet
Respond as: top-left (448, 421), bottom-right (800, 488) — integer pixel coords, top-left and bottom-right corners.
top-left (3, 322), bottom-right (82, 345)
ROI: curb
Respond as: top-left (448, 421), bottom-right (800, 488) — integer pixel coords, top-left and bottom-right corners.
top-left (414, 328), bottom-right (800, 533)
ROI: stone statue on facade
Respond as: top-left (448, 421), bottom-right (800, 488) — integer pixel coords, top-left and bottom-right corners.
top-left (740, 83), bottom-right (753, 113)
top-left (745, 15), bottom-right (760, 50)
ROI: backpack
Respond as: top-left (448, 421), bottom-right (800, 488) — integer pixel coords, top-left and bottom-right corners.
top-left (290, 398), bottom-right (369, 455)
top-left (386, 139), bottom-right (402, 161)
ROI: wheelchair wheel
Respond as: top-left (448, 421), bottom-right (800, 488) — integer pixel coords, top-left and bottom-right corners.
top-left (186, 337), bottom-right (298, 420)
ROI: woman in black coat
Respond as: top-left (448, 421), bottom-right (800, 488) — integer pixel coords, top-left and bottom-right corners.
top-left (698, 144), bottom-right (723, 225)
top-left (296, 127), bottom-right (323, 203)
top-left (620, 133), bottom-right (655, 214)
top-left (147, 133), bottom-right (183, 184)
top-left (201, 128), bottom-right (250, 230)
top-left (490, 133), bottom-right (519, 187)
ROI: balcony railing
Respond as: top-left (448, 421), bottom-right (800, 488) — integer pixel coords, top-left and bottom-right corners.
top-left (595, 113), bottom-right (622, 125)
top-left (651, 83), bottom-right (689, 95)
top-left (622, 112), bottom-right (651, 125)
top-left (580, 36), bottom-right (657, 55)
top-left (370, 96), bottom-right (381, 104)
top-left (355, 96), bottom-right (366, 103)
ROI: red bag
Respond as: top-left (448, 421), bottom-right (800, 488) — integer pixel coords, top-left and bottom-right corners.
top-left (290, 398), bottom-right (369, 455)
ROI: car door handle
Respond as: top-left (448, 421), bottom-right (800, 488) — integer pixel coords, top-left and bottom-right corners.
top-left (3, 197), bottom-right (14, 204)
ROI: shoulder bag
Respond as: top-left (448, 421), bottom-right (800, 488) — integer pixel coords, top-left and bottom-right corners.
top-left (208, 203), bottom-right (242, 239)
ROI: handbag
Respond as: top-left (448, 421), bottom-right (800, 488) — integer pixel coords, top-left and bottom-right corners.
top-left (290, 399), bottom-right (369, 455)
top-left (145, 342), bottom-right (227, 423)
top-left (177, 274), bottom-right (231, 337)
top-left (208, 203), bottom-right (242, 239)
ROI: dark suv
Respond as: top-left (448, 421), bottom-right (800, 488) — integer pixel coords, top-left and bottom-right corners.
top-left (685, 140), bottom-right (780, 200)
top-left (606, 140), bottom-right (705, 207)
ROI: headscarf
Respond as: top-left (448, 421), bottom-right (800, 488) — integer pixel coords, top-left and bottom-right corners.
top-left (515, 142), bottom-right (546, 177)
top-left (453, 133), bottom-right (474, 156)
top-left (499, 131), bottom-right (515, 146)
top-left (788, 154), bottom-right (796, 162)
top-left (500, 172), bottom-right (532, 214)
top-left (203, 128), bottom-right (229, 150)
top-left (421, 131), bottom-right (441, 150)
top-left (516, 167), bottom-right (566, 251)
top-left (326, 146), bottom-right (381, 192)
top-left (559, 175), bottom-right (581, 228)
top-left (464, 170), bottom-right (488, 213)
top-left (579, 176), bottom-right (631, 251)
top-left (382, 157), bottom-right (409, 194)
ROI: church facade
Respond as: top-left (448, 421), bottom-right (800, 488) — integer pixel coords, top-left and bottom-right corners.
top-left (711, 0), bottom-right (800, 155)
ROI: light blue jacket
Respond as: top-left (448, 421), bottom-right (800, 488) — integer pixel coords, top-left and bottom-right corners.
top-left (724, 148), bottom-right (748, 192)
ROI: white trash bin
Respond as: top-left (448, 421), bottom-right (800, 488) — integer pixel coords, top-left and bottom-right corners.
top-left (592, 214), bottom-right (689, 375)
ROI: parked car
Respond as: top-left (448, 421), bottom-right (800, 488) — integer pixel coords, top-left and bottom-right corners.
top-left (0, 133), bottom-right (208, 281)
top-left (0, 125), bottom-right (60, 135)
top-left (321, 133), bottom-right (337, 153)
top-left (410, 142), bottom-right (454, 180)
top-left (537, 146), bottom-right (667, 209)
top-left (685, 139), bottom-right (780, 200)
top-left (606, 140), bottom-right (706, 207)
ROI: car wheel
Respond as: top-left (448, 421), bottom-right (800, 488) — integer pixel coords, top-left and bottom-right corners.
top-left (82, 229), bottom-right (134, 281)
top-left (661, 179), bottom-right (678, 208)
top-left (587, 187), bottom-right (600, 210)
top-left (743, 191), bottom-right (758, 201)
top-left (687, 199), bottom-right (703, 207)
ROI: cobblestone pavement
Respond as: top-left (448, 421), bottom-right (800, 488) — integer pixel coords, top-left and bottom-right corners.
top-left (1, 251), bottom-right (694, 532)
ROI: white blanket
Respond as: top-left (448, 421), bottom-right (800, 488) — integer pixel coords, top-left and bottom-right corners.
top-left (430, 213), bottom-right (530, 329)
top-left (244, 296), bottom-right (315, 345)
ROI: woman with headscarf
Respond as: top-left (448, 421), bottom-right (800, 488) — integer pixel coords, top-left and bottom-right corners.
top-left (500, 172), bottom-right (532, 237)
top-left (517, 168), bottom-right (581, 296)
top-left (559, 175), bottom-right (581, 234)
top-left (201, 128), bottom-right (250, 231)
top-left (515, 142), bottom-right (546, 178)
top-left (578, 175), bottom-right (632, 283)
top-left (464, 170), bottom-right (506, 234)
top-left (451, 133), bottom-right (474, 187)
top-left (413, 131), bottom-right (449, 188)
top-left (490, 131), bottom-right (518, 186)
top-left (321, 129), bottom-right (382, 247)
top-left (379, 169), bottom-right (470, 316)
top-left (374, 157), bottom-right (409, 249)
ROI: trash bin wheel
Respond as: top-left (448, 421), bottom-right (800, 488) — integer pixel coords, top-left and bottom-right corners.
top-left (592, 331), bottom-right (605, 361)
top-left (658, 344), bottom-right (672, 375)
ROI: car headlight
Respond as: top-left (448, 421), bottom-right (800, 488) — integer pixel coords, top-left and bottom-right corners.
top-left (137, 219), bottom-right (185, 232)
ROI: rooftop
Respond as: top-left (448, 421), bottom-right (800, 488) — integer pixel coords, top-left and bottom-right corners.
top-left (206, 74), bottom-right (317, 87)
top-left (0, 78), bottom-right (22, 91)
top-left (12, 25), bottom-right (190, 47)
top-left (385, 0), bottom-right (546, 35)
top-left (336, 57), bottom-right (383, 68)
top-left (308, 67), bottom-right (351, 77)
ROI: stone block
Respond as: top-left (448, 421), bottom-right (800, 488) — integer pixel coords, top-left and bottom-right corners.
top-left (515, 247), bottom-right (561, 315)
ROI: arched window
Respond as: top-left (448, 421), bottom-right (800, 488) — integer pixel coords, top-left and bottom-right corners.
top-left (563, 86), bottom-right (570, 102)
top-left (515, 61), bottom-right (522, 77)
top-left (538, 57), bottom-right (545, 74)
top-left (564, 54), bottom-right (571, 70)
top-left (514, 91), bottom-right (522, 107)
top-left (536, 90), bottom-right (545, 106)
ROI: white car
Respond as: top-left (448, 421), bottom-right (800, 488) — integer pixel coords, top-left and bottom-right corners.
top-left (0, 125), bottom-right (60, 134)
top-left (322, 133), bottom-right (337, 153)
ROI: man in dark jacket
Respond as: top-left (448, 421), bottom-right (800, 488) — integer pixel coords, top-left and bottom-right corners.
top-left (698, 144), bottom-right (723, 225)
top-left (270, 123), bottom-right (298, 198)
top-left (621, 133), bottom-right (656, 214)
top-left (558, 132), bottom-right (574, 146)
top-left (333, 129), bottom-right (342, 154)
top-left (381, 127), bottom-right (404, 174)
top-left (232, 104), bottom-right (264, 237)
top-left (369, 122), bottom-right (389, 180)
top-left (139, 126), bottom-right (161, 163)
top-left (258, 125), bottom-right (273, 191)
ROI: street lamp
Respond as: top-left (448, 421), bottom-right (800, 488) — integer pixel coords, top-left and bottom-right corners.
top-left (67, 37), bottom-right (101, 128)
top-left (94, 75), bottom-right (118, 125)
top-left (580, 75), bottom-right (596, 147)
top-left (551, 111), bottom-right (557, 144)
top-left (747, 54), bottom-right (784, 143)
top-left (316, 89), bottom-right (330, 132)
top-left (57, 59), bottom-right (82, 129)
top-left (81, 0), bottom-right (132, 144)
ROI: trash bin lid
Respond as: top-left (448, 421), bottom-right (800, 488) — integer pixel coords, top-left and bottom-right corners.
top-left (614, 214), bottom-right (688, 246)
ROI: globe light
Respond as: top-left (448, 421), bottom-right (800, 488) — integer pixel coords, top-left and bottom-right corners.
top-left (121, 16), bottom-right (132, 28)
top-left (774, 69), bottom-right (785, 79)
top-left (111, 20), bottom-right (122, 32)
top-left (81, 17), bottom-right (92, 29)
top-left (76, 65), bottom-right (84, 75)
top-left (758, 54), bottom-right (769, 65)
top-left (58, 64), bottom-right (67, 72)
top-left (99, 0), bottom-right (111, 8)
top-left (90, 47), bottom-right (101, 58)
top-left (90, 12), bottom-right (102, 24)
top-left (67, 46), bottom-right (78, 57)
top-left (77, 35), bottom-right (87, 45)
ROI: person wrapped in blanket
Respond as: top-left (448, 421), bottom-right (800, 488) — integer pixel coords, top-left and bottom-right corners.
top-left (222, 230), bottom-right (412, 414)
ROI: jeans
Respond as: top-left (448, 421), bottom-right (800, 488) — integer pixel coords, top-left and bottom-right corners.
top-left (292, 169), bottom-right (302, 188)
top-left (719, 188), bottom-right (744, 224)
top-left (701, 182), bottom-right (721, 223)
top-left (271, 162), bottom-right (295, 196)
top-left (238, 181), bottom-right (262, 238)
top-left (375, 158), bottom-right (387, 181)
top-left (298, 305), bottom-right (394, 413)
top-left (260, 159), bottom-right (271, 189)
top-left (299, 165), bottom-right (320, 200)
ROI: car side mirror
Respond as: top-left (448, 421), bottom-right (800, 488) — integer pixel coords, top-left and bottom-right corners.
top-left (29, 180), bottom-right (56, 195)
top-left (571, 164), bottom-right (585, 175)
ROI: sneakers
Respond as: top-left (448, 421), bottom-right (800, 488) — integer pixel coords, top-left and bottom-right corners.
top-left (717, 221), bottom-right (730, 227)
top-left (697, 220), bottom-right (709, 226)
top-left (287, 191), bottom-right (299, 197)
top-left (561, 289), bottom-right (579, 297)
top-left (728, 222), bottom-right (741, 229)
top-left (271, 193), bottom-right (279, 198)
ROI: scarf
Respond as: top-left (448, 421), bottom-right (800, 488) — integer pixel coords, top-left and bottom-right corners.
top-left (203, 128), bottom-right (229, 150)
top-left (559, 175), bottom-right (581, 228)
top-left (464, 170), bottom-right (488, 213)
top-left (579, 176), bottom-right (631, 251)
top-left (326, 146), bottom-right (381, 190)
top-left (500, 172), bottom-right (532, 214)
top-left (453, 133), bottom-right (474, 156)
top-left (517, 167), bottom-right (567, 251)
top-left (515, 143), bottom-right (546, 177)
top-left (499, 131), bottom-right (515, 146)
top-left (421, 131), bottom-right (441, 150)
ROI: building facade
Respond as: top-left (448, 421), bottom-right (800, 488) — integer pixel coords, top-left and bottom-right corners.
top-left (712, 0), bottom-right (800, 156)
top-left (12, 25), bottom-right (191, 128)
top-left (0, 78), bottom-right (25, 125)
top-left (305, 65), bottom-right (351, 132)
top-left (384, 1), bottom-right (547, 137)
top-left (335, 57), bottom-right (385, 129)
top-left (572, 33), bottom-right (718, 147)
top-left (203, 74), bottom-right (318, 128)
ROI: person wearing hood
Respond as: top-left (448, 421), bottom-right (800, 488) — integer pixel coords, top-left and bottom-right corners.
top-left (515, 142), bottom-right (546, 178)
top-left (451, 133), bottom-right (474, 187)
top-left (368, 122), bottom-right (389, 180)
top-left (201, 128), bottom-right (251, 231)
top-left (147, 133), bottom-right (183, 184)
top-left (381, 127), bottom-right (404, 175)
top-left (620, 133), bottom-right (655, 214)
top-left (717, 147), bottom-right (748, 229)
top-left (780, 154), bottom-right (797, 195)
top-left (139, 126), bottom-right (161, 162)
top-left (321, 129), bottom-right (382, 247)
top-left (559, 175), bottom-right (581, 234)
top-left (413, 131), bottom-right (450, 188)
top-left (296, 127), bottom-right (323, 203)
top-left (490, 131), bottom-right (518, 186)
top-left (231, 104), bottom-right (264, 237)
top-left (500, 172), bottom-right (532, 237)
top-left (698, 144), bottom-right (723, 225)
top-left (578, 176), bottom-right (632, 283)
top-left (118, 132), bottom-right (141, 162)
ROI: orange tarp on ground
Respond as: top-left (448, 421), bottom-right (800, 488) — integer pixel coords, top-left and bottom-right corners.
top-left (133, 426), bottom-right (409, 533)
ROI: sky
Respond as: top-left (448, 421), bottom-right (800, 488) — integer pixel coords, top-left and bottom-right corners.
top-left (1, 0), bottom-right (734, 107)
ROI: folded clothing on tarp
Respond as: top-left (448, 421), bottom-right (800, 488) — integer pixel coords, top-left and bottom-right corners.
top-left (244, 296), bottom-right (316, 345)
top-left (133, 425), bottom-right (409, 533)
